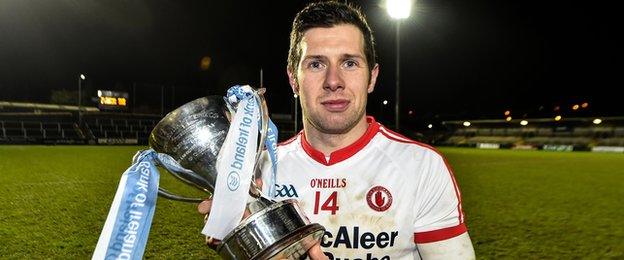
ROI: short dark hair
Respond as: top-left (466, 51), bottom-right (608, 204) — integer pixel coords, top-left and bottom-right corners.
top-left (287, 1), bottom-right (377, 75)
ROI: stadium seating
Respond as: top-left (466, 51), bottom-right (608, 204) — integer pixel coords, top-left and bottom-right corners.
top-left (491, 128), bottom-right (506, 136)
top-left (0, 112), bottom-right (85, 144)
top-left (466, 136), bottom-right (521, 145)
top-left (520, 127), bottom-right (537, 137)
top-left (476, 128), bottom-right (492, 136)
top-left (596, 137), bottom-right (624, 146)
top-left (0, 111), bottom-right (162, 145)
top-left (536, 128), bottom-right (553, 137)
top-left (592, 126), bottom-right (613, 138)
top-left (442, 118), bottom-right (624, 150)
top-left (81, 113), bottom-right (160, 144)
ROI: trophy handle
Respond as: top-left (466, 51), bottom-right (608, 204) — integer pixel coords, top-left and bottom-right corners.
top-left (250, 88), bottom-right (270, 198)
top-left (158, 187), bottom-right (206, 203)
top-left (155, 155), bottom-right (213, 203)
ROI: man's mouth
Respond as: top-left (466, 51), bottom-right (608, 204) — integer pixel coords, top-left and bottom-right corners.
top-left (321, 99), bottom-right (350, 112)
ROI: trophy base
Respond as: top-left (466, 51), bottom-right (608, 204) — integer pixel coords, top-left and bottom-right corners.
top-left (256, 223), bottom-right (325, 259)
top-left (217, 200), bottom-right (325, 260)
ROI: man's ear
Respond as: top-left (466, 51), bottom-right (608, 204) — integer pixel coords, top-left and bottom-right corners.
top-left (368, 63), bottom-right (380, 94)
top-left (287, 68), bottom-right (299, 94)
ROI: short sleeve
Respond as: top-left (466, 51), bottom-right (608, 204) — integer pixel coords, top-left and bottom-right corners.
top-left (412, 149), bottom-right (466, 244)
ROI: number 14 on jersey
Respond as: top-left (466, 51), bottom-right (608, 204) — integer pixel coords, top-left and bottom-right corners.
top-left (313, 191), bottom-right (339, 215)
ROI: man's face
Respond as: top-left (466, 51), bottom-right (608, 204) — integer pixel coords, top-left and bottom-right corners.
top-left (288, 24), bottom-right (379, 135)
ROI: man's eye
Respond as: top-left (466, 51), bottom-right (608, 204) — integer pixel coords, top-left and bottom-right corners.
top-left (343, 60), bottom-right (358, 69)
top-left (307, 61), bottom-right (324, 70)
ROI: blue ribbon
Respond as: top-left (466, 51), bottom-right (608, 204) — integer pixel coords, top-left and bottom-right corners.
top-left (225, 85), bottom-right (279, 198)
top-left (265, 120), bottom-right (279, 197)
top-left (93, 149), bottom-right (192, 260)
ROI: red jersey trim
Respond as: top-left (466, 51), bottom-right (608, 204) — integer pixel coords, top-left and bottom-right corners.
top-left (413, 223), bottom-right (467, 244)
top-left (379, 126), bottom-right (466, 224)
top-left (300, 116), bottom-right (380, 166)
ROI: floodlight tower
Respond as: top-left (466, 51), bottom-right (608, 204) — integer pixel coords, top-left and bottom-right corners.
top-left (78, 74), bottom-right (86, 125)
top-left (386, 0), bottom-right (412, 130)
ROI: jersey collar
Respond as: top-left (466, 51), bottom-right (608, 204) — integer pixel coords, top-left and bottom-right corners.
top-left (301, 116), bottom-right (380, 166)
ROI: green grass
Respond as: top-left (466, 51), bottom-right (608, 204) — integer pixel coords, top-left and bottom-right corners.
top-left (442, 148), bottom-right (624, 259)
top-left (0, 146), bottom-right (622, 259)
top-left (0, 146), bottom-right (216, 259)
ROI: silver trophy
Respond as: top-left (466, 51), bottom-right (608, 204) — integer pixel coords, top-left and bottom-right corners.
top-left (149, 89), bottom-right (325, 259)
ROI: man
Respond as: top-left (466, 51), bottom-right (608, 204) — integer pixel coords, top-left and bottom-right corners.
top-left (200, 2), bottom-right (475, 259)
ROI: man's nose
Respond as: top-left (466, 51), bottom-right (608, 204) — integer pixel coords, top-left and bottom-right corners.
top-left (323, 65), bottom-right (344, 91)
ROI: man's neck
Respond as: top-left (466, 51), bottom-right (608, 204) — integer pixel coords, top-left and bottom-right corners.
top-left (303, 116), bottom-right (369, 156)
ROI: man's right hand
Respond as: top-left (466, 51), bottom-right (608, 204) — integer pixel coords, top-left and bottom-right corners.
top-left (306, 242), bottom-right (328, 260)
top-left (197, 199), bottom-right (328, 259)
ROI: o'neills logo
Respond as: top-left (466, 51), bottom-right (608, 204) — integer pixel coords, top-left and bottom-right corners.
top-left (366, 186), bottom-right (392, 212)
top-left (310, 178), bottom-right (347, 189)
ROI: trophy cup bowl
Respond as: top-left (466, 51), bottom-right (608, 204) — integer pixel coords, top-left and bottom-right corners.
top-left (149, 95), bottom-right (229, 198)
top-left (149, 93), bottom-right (324, 259)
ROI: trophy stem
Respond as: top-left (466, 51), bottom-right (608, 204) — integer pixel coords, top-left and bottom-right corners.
top-left (249, 88), bottom-right (271, 199)
top-left (158, 187), bottom-right (205, 203)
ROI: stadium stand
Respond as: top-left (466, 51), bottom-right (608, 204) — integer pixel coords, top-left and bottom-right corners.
top-left (5, 100), bottom-right (618, 150)
top-left (1, 101), bottom-right (297, 145)
top-left (0, 113), bottom-right (159, 145)
top-left (0, 101), bottom-right (161, 145)
top-left (439, 117), bottom-right (624, 151)
top-left (0, 112), bottom-right (85, 144)
top-left (81, 112), bottom-right (160, 144)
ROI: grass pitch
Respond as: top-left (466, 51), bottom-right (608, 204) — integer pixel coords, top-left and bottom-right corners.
top-left (0, 146), bottom-right (213, 259)
top-left (445, 148), bottom-right (623, 259)
top-left (0, 146), bottom-right (623, 259)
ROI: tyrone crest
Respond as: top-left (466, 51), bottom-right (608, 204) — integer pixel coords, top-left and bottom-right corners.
top-left (366, 186), bottom-right (393, 212)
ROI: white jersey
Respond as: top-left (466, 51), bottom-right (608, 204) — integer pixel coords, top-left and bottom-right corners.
top-left (260, 117), bottom-right (467, 260)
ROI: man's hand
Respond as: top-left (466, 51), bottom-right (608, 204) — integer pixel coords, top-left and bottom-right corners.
top-left (307, 242), bottom-right (329, 260)
top-left (197, 199), bottom-right (253, 218)
top-left (197, 199), bottom-right (223, 248)
top-left (197, 199), bottom-right (212, 215)
top-left (197, 195), bottom-right (328, 259)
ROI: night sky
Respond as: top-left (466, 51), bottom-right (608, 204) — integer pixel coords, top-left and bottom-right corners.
top-left (0, 0), bottom-right (621, 128)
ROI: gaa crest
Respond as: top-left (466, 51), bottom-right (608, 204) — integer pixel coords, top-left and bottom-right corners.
top-left (366, 186), bottom-right (393, 212)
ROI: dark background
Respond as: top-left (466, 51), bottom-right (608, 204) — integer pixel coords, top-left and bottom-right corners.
top-left (0, 0), bottom-right (621, 128)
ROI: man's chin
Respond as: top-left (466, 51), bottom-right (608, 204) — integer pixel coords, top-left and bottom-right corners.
top-left (312, 115), bottom-right (360, 135)
top-left (317, 126), bottom-right (351, 135)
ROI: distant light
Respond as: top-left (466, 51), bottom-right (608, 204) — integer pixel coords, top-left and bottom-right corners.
top-left (427, 124), bottom-right (433, 129)
top-left (554, 106), bottom-right (560, 111)
top-left (463, 121), bottom-right (471, 127)
top-left (520, 120), bottom-right (528, 126)
top-left (97, 90), bottom-right (102, 97)
top-left (505, 116), bottom-right (512, 122)
top-left (80, 74), bottom-right (86, 80)
top-left (581, 102), bottom-right (589, 108)
top-left (504, 110), bottom-right (511, 116)
top-left (383, 100), bottom-right (388, 105)
top-left (408, 110), bottom-right (414, 115)
top-left (386, 0), bottom-right (412, 19)
top-left (554, 115), bottom-right (562, 121)
top-left (293, 93), bottom-right (298, 98)
top-left (572, 104), bottom-right (579, 110)
top-left (200, 56), bottom-right (212, 71)
top-left (593, 118), bottom-right (602, 125)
